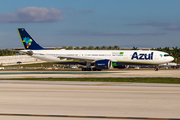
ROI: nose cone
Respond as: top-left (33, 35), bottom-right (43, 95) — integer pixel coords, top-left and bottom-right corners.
top-left (170, 56), bottom-right (174, 61)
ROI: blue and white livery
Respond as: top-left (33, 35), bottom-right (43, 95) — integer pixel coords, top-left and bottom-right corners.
top-left (17, 28), bottom-right (174, 71)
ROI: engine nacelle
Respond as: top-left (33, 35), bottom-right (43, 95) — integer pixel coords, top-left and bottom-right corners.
top-left (95, 59), bottom-right (112, 69)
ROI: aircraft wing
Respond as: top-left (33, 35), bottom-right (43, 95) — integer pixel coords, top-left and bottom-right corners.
top-left (57, 56), bottom-right (95, 62)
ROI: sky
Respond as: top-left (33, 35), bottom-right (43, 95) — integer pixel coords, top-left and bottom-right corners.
top-left (0, 0), bottom-right (180, 49)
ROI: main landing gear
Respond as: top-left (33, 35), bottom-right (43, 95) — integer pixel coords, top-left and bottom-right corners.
top-left (81, 67), bottom-right (102, 71)
top-left (82, 62), bottom-right (102, 71)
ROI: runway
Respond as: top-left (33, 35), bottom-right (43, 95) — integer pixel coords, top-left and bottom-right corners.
top-left (0, 69), bottom-right (180, 78)
top-left (0, 80), bottom-right (180, 120)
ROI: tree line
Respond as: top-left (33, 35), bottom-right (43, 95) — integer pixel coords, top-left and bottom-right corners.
top-left (55, 45), bottom-right (120, 50)
top-left (0, 49), bottom-right (16, 56)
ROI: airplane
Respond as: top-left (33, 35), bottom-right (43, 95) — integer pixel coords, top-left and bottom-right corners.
top-left (17, 28), bottom-right (174, 71)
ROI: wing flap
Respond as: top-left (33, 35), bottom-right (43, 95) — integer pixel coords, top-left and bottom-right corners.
top-left (57, 56), bottom-right (95, 62)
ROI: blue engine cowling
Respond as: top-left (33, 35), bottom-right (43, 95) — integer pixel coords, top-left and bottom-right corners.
top-left (95, 59), bottom-right (112, 69)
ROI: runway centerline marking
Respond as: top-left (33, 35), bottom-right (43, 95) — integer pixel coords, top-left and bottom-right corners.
top-left (24, 76), bottom-right (34, 78)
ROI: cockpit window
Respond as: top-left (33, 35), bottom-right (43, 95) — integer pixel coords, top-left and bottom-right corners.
top-left (164, 54), bottom-right (170, 57)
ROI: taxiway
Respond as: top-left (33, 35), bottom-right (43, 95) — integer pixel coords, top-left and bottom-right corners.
top-left (0, 80), bottom-right (180, 120)
top-left (0, 70), bottom-right (179, 78)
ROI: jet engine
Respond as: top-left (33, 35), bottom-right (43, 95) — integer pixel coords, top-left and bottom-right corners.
top-left (95, 59), bottom-right (112, 69)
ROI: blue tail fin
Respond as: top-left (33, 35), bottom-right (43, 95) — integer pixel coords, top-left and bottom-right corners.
top-left (17, 28), bottom-right (45, 50)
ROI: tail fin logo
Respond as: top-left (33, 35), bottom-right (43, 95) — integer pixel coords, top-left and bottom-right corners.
top-left (23, 37), bottom-right (33, 48)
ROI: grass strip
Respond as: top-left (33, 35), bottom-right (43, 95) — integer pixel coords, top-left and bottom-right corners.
top-left (0, 78), bottom-right (180, 84)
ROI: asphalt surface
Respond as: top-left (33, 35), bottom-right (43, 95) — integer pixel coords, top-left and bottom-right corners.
top-left (0, 80), bottom-right (180, 120)
top-left (0, 69), bottom-right (179, 78)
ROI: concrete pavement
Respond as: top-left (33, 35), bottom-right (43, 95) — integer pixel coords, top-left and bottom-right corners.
top-left (0, 80), bottom-right (180, 119)
top-left (0, 69), bottom-right (179, 78)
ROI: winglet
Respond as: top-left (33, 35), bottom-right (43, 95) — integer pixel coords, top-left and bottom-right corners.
top-left (17, 28), bottom-right (45, 50)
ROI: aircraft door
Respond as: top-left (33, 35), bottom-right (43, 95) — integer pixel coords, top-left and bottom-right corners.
top-left (154, 53), bottom-right (159, 59)
top-left (123, 52), bottom-right (128, 59)
top-left (79, 53), bottom-right (83, 57)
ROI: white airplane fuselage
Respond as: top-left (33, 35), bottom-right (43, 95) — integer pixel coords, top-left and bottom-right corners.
top-left (20, 49), bottom-right (174, 65)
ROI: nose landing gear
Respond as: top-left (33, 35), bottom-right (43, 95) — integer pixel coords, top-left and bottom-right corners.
top-left (154, 66), bottom-right (159, 71)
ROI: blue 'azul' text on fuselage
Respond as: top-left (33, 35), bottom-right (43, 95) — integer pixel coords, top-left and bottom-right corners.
top-left (131, 52), bottom-right (153, 60)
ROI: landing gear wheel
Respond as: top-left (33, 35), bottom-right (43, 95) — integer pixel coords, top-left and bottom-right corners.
top-left (82, 68), bottom-right (87, 71)
top-left (87, 68), bottom-right (92, 71)
top-left (92, 68), bottom-right (96, 71)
